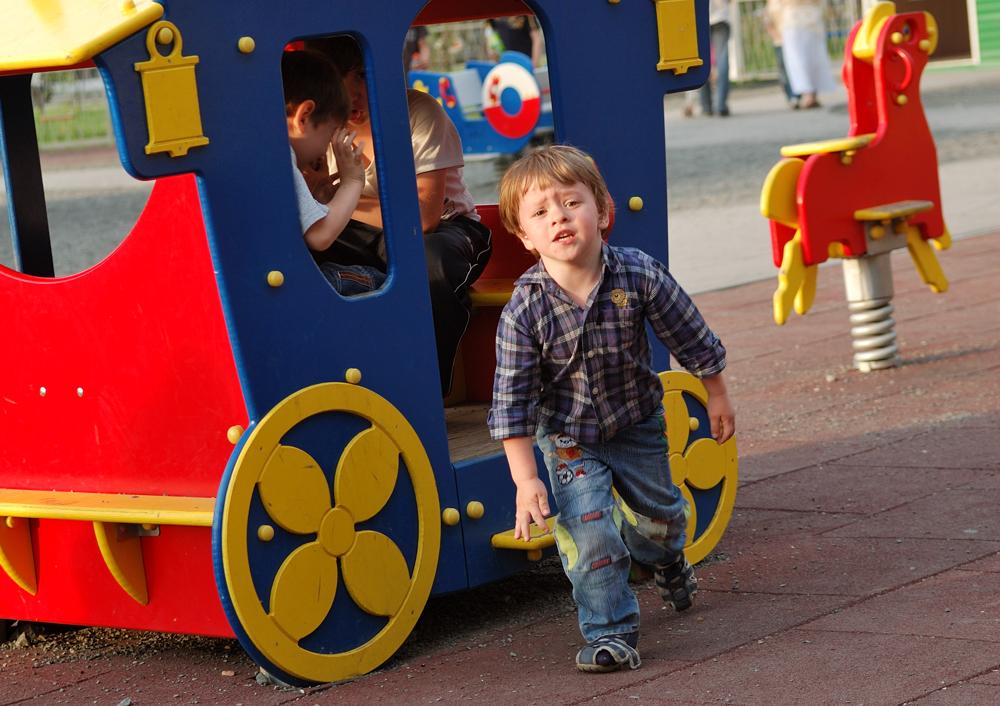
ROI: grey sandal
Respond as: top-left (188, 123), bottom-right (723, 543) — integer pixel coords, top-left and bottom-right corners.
top-left (575, 635), bottom-right (641, 673)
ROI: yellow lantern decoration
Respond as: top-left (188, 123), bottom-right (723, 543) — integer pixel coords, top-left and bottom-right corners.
top-left (134, 20), bottom-right (210, 157)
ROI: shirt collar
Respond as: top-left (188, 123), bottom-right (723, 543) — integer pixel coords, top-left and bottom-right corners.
top-left (515, 242), bottom-right (622, 289)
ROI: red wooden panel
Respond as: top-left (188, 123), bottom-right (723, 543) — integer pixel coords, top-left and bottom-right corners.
top-left (0, 175), bottom-right (245, 633)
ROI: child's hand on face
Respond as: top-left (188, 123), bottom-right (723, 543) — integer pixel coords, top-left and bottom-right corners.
top-left (513, 477), bottom-right (551, 541)
top-left (332, 127), bottom-right (365, 186)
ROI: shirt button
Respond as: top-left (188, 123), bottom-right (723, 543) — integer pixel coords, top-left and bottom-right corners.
top-left (587, 350), bottom-right (595, 358)
top-left (591, 386), bottom-right (599, 395)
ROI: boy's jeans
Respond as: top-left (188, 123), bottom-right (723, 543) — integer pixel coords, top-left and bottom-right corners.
top-left (319, 262), bottom-right (386, 296)
top-left (537, 409), bottom-right (688, 644)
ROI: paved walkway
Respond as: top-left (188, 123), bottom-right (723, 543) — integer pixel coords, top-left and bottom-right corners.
top-left (3, 230), bottom-right (998, 704)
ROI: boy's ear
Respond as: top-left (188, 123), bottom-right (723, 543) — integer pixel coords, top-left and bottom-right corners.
top-left (292, 99), bottom-right (317, 128)
top-left (517, 233), bottom-right (537, 254)
top-left (598, 199), bottom-right (611, 230)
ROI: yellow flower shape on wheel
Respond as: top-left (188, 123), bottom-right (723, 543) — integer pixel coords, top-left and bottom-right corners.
top-left (259, 426), bottom-right (410, 641)
top-left (219, 382), bottom-right (440, 684)
top-left (660, 371), bottom-right (739, 564)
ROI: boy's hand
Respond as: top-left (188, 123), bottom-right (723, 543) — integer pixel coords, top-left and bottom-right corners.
top-left (514, 477), bottom-right (551, 541)
top-left (702, 372), bottom-right (735, 444)
top-left (331, 128), bottom-right (365, 186)
top-left (706, 391), bottom-right (735, 444)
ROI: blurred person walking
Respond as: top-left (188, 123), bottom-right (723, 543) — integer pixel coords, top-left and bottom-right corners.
top-left (768, 0), bottom-right (835, 109)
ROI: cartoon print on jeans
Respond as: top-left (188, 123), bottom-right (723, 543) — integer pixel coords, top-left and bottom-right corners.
top-left (552, 434), bottom-right (582, 461)
top-left (556, 463), bottom-right (574, 486)
top-left (573, 465), bottom-right (587, 478)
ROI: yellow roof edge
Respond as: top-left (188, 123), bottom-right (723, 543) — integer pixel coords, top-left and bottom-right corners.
top-left (0, 1), bottom-right (164, 73)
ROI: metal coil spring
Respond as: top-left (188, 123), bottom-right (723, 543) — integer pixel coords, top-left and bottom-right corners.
top-left (847, 298), bottom-right (899, 371)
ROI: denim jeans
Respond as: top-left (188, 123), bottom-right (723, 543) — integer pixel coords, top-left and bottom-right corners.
top-left (700, 21), bottom-right (731, 114)
top-left (319, 262), bottom-right (386, 296)
top-left (537, 409), bottom-right (688, 643)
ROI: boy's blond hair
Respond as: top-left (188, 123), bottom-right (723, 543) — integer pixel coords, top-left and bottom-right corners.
top-left (498, 145), bottom-right (612, 238)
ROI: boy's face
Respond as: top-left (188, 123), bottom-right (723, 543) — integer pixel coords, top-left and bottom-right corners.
top-left (516, 180), bottom-right (608, 269)
top-left (288, 100), bottom-right (339, 167)
top-left (343, 68), bottom-right (369, 127)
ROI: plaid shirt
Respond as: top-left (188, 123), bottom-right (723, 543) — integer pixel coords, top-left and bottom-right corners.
top-left (488, 245), bottom-right (726, 443)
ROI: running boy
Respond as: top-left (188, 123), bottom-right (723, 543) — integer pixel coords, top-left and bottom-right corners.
top-left (282, 50), bottom-right (383, 294)
top-left (488, 145), bottom-right (735, 673)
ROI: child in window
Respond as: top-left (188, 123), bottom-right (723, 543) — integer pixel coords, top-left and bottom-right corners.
top-left (281, 50), bottom-right (384, 295)
top-left (488, 145), bottom-right (735, 673)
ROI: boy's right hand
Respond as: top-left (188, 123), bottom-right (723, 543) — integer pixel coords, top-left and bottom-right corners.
top-left (331, 128), bottom-right (366, 186)
top-left (514, 477), bottom-right (551, 541)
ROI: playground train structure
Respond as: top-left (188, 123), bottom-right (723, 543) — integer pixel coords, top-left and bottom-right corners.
top-left (0, 0), bottom-right (738, 685)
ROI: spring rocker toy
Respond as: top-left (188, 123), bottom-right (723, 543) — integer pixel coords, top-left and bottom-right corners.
top-left (1, 0), bottom-right (736, 686)
top-left (760, 1), bottom-right (951, 371)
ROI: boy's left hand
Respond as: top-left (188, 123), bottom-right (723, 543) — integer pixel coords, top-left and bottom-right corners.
top-left (707, 392), bottom-right (735, 444)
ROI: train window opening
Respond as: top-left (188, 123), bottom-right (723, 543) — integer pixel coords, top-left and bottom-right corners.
top-left (285, 37), bottom-right (391, 299)
top-left (0, 68), bottom-right (152, 278)
top-left (405, 12), bottom-right (554, 205)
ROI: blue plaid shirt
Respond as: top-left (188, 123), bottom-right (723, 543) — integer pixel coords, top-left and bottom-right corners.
top-left (488, 245), bottom-right (726, 443)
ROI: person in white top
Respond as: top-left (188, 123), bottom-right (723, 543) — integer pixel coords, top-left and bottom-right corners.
top-left (767, 0), bottom-right (836, 109)
top-left (305, 36), bottom-right (493, 396)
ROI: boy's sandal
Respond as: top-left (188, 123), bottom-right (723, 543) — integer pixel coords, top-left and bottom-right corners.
top-left (655, 557), bottom-right (697, 612)
top-left (575, 636), bottom-right (641, 673)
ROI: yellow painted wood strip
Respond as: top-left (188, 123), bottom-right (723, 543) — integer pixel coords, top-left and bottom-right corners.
top-left (0, 489), bottom-right (214, 526)
top-left (491, 515), bottom-right (557, 551)
top-left (854, 200), bottom-right (934, 221)
top-left (780, 133), bottom-right (875, 158)
top-left (469, 278), bottom-right (515, 307)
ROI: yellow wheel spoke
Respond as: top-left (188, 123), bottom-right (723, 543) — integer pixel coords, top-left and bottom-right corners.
top-left (668, 452), bottom-right (688, 487)
top-left (341, 531), bottom-right (410, 617)
top-left (334, 427), bottom-right (400, 523)
top-left (683, 437), bottom-right (734, 490)
top-left (270, 542), bottom-right (338, 641)
top-left (663, 391), bottom-right (690, 454)
top-left (258, 445), bottom-right (332, 534)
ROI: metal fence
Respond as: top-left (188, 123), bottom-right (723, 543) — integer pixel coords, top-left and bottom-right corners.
top-left (731, 0), bottom-right (864, 80)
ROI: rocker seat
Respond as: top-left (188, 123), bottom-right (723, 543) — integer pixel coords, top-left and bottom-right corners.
top-left (780, 133), bottom-right (875, 158)
top-left (853, 199), bottom-right (934, 221)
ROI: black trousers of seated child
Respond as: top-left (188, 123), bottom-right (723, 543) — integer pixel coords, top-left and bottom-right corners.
top-left (315, 216), bottom-right (492, 395)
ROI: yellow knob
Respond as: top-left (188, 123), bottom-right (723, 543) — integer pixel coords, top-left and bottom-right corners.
top-left (5, 516), bottom-right (16, 529)
top-left (896, 94), bottom-right (908, 106)
top-left (918, 39), bottom-right (931, 52)
top-left (121, 0), bottom-right (136, 11)
top-left (688, 417), bottom-right (700, 431)
top-left (870, 224), bottom-right (886, 240)
top-left (238, 36), bottom-right (256, 54)
top-left (257, 524), bottom-right (275, 542)
top-left (442, 508), bottom-right (460, 526)
top-left (891, 31), bottom-right (903, 45)
top-left (227, 425), bottom-right (245, 444)
top-left (466, 501), bottom-right (485, 520)
top-left (156, 26), bottom-right (174, 45)
top-left (267, 270), bottom-right (285, 287)
top-left (628, 196), bottom-right (643, 212)
top-left (345, 368), bottom-right (362, 384)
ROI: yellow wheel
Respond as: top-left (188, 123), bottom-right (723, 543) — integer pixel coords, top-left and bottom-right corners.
top-left (660, 371), bottom-right (738, 564)
top-left (214, 383), bottom-right (440, 685)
